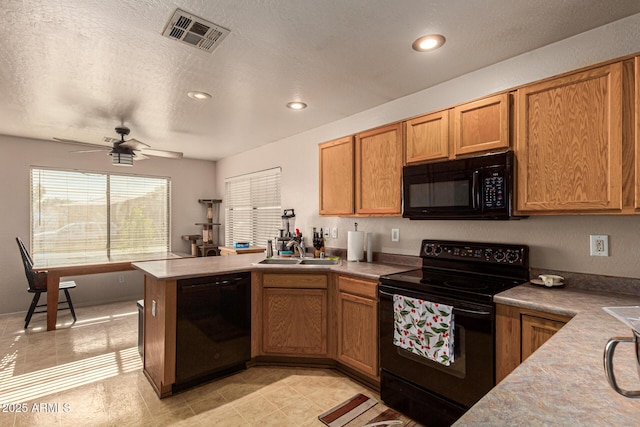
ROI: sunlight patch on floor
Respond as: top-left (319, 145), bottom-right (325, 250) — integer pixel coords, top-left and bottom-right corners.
top-left (0, 347), bottom-right (141, 404)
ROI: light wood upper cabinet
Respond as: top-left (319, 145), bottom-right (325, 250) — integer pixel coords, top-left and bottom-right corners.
top-left (515, 62), bottom-right (623, 213)
top-left (319, 136), bottom-right (354, 215)
top-left (453, 93), bottom-right (510, 156)
top-left (336, 275), bottom-right (378, 379)
top-left (355, 123), bottom-right (403, 215)
top-left (405, 110), bottom-right (450, 164)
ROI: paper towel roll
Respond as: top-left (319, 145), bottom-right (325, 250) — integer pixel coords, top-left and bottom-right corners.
top-left (347, 231), bottom-right (364, 262)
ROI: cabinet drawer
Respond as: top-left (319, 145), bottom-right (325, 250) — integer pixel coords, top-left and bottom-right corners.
top-left (263, 274), bottom-right (327, 289)
top-left (338, 275), bottom-right (377, 299)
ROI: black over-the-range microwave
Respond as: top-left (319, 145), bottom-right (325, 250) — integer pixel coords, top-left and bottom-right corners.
top-left (402, 151), bottom-right (524, 220)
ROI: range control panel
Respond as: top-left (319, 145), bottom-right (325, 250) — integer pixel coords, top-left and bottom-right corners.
top-left (421, 240), bottom-right (527, 266)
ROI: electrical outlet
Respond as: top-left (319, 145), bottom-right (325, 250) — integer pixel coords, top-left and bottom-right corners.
top-left (391, 228), bottom-right (400, 242)
top-left (590, 235), bottom-right (609, 256)
top-left (331, 227), bottom-right (338, 239)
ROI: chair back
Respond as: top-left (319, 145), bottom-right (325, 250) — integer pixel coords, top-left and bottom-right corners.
top-left (16, 237), bottom-right (46, 291)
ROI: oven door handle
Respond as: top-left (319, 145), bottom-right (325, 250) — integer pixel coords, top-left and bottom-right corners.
top-left (454, 307), bottom-right (491, 316)
top-left (379, 290), bottom-right (491, 318)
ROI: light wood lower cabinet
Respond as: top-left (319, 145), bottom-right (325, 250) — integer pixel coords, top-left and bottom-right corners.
top-left (336, 275), bottom-right (379, 379)
top-left (520, 313), bottom-right (567, 361)
top-left (260, 273), bottom-right (328, 357)
top-left (496, 304), bottom-right (571, 383)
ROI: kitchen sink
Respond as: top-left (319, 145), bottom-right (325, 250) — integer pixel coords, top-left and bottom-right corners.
top-left (257, 258), bottom-right (300, 265)
top-left (298, 259), bottom-right (340, 265)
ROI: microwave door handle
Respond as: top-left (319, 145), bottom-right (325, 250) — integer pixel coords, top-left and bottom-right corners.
top-left (472, 171), bottom-right (480, 209)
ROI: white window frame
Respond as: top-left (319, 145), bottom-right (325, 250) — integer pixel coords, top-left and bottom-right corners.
top-left (30, 167), bottom-right (171, 265)
top-left (224, 167), bottom-right (281, 247)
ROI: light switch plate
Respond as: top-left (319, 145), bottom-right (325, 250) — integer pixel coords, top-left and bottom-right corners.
top-left (391, 228), bottom-right (400, 242)
top-left (331, 227), bottom-right (338, 239)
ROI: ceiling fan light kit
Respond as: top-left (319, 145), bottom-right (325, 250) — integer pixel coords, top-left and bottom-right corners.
top-left (53, 126), bottom-right (183, 166)
top-left (111, 152), bottom-right (134, 166)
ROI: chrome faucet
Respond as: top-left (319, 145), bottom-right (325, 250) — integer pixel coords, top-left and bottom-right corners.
top-left (286, 239), bottom-right (306, 259)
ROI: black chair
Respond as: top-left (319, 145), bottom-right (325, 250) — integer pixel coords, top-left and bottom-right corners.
top-left (16, 237), bottom-right (77, 329)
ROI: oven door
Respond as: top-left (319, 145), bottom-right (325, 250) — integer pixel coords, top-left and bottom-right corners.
top-left (379, 283), bottom-right (495, 409)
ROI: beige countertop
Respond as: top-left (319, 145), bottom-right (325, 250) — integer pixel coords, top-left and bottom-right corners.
top-left (455, 283), bottom-right (640, 426)
top-left (132, 252), bottom-right (415, 281)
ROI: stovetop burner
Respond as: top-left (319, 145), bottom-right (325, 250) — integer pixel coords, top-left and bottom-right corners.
top-left (380, 240), bottom-right (529, 303)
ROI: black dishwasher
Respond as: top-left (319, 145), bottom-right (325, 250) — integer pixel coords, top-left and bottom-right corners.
top-left (175, 271), bottom-right (251, 391)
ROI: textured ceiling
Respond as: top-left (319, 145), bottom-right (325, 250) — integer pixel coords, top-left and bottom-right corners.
top-left (1, 0), bottom-right (640, 161)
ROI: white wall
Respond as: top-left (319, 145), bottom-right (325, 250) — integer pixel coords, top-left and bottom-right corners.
top-left (0, 135), bottom-right (217, 315)
top-left (215, 13), bottom-right (640, 281)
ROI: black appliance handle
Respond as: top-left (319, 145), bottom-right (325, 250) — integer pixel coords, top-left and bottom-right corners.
top-left (379, 289), bottom-right (491, 319)
top-left (454, 307), bottom-right (491, 316)
top-left (179, 276), bottom-right (247, 291)
top-left (471, 170), bottom-right (480, 210)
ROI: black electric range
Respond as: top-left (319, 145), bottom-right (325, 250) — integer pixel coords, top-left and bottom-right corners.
top-left (378, 239), bottom-right (529, 426)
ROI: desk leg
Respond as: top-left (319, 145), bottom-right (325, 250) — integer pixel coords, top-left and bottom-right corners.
top-left (47, 272), bottom-right (61, 331)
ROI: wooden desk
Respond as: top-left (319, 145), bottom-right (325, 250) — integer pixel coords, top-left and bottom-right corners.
top-left (33, 253), bottom-right (187, 331)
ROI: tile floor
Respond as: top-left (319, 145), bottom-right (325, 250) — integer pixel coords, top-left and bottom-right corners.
top-left (0, 301), bottom-right (392, 426)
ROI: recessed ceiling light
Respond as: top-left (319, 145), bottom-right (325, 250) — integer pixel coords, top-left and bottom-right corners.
top-left (286, 101), bottom-right (307, 110)
top-left (187, 91), bottom-right (212, 100)
top-left (412, 34), bottom-right (446, 52)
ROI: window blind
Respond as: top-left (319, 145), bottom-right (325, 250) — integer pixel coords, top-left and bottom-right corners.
top-left (30, 168), bottom-right (170, 265)
top-left (225, 168), bottom-right (281, 247)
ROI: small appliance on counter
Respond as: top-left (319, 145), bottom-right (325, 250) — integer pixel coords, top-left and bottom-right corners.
top-left (275, 209), bottom-right (296, 254)
top-left (603, 306), bottom-right (640, 398)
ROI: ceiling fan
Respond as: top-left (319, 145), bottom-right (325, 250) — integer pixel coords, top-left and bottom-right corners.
top-left (53, 126), bottom-right (183, 166)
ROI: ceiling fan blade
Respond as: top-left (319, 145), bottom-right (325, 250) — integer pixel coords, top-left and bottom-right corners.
top-left (139, 148), bottom-right (183, 159)
top-left (53, 137), bottom-right (110, 150)
top-left (133, 153), bottom-right (149, 161)
top-left (70, 148), bottom-right (110, 153)
top-left (120, 138), bottom-right (150, 150)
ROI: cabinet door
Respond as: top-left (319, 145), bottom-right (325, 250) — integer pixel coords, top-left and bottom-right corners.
top-left (405, 110), bottom-right (450, 164)
top-left (636, 57), bottom-right (640, 210)
top-left (453, 93), bottom-right (509, 156)
top-left (336, 276), bottom-right (378, 378)
top-left (521, 314), bottom-right (567, 361)
top-left (262, 288), bottom-right (327, 356)
top-left (516, 63), bottom-right (623, 212)
top-left (319, 136), bottom-right (354, 215)
top-left (337, 291), bottom-right (378, 378)
top-left (355, 123), bottom-right (403, 215)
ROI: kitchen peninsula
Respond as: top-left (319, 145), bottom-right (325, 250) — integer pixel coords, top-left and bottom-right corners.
top-left (132, 253), bottom-right (414, 397)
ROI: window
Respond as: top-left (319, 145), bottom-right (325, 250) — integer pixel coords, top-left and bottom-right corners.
top-left (225, 168), bottom-right (281, 247)
top-left (31, 167), bottom-right (170, 265)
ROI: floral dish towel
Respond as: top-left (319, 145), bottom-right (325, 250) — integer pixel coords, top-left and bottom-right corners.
top-left (392, 294), bottom-right (455, 366)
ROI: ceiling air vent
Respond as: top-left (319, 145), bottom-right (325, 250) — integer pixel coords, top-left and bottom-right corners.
top-left (162, 8), bottom-right (230, 53)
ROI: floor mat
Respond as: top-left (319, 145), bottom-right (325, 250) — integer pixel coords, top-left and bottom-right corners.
top-left (318, 394), bottom-right (422, 427)
top-left (318, 393), bottom-right (377, 427)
